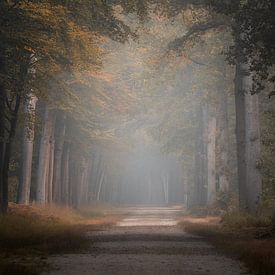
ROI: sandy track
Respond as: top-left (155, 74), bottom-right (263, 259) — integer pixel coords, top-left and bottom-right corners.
top-left (44, 207), bottom-right (250, 275)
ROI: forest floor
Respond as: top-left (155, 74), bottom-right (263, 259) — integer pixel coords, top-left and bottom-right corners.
top-left (1, 205), bottom-right (274, 274)
top-left (179, 212), bottom-right (275, 275)
top-left (43, 206), bottom-right (250, 275)
top-left (0, 203), bottom-right (121, 274)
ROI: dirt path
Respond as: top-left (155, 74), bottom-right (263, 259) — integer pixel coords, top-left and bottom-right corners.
top-left (44, 207), bottom-right (250, 275)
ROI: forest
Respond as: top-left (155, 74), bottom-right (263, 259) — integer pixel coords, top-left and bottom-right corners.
top-left (0, 1), bottom-right (274, 274)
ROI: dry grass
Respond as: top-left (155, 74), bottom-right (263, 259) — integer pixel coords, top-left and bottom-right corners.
top-left (180, 212), bottom-right (275, 275)
top-left (1, 202), bottom-right (120, 253)
top-left (0, 203), bottom-right (120, 274)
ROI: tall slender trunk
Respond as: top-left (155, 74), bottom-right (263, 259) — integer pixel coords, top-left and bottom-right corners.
top-left (244, 83), bottom-right (262, 211)
top-left (2, 94), bottom-right (21, 212)
top-left (0, 56), bottom-right (29, 212)
top-left (52, 113), bottom-right (66, 204)
top-left (2, 142), bottom-right (11, 212)
top-left (148, 175), bottom-right (152, 204)
top-left (0, 141), bottom-right (5, 213)
top-left (79, 157), bottom-right (90, 206)
top-left (166, 173), bottom-right (169, 205)
top-left (18, 93), bottom-right (38, 204)
top-left (61, 143), bottom-right (70, 205)
top-left (207, 116), bottom-right (216, 205)
top-left (235, 62), bottom-right (262, 211)
top-left (93, 154), bottom-right (102, 199)
top-left (77, 158), bottom-right (84, 207)
top-left (0, 86), bottom-right (6, 213)
top-left (97, 168), bottom-right (104, 201)
top-left (216, 87), bottom-right (229, 193)
top-left (88, 152), bottom-right (98, 201)
top-left (47, 134), bottom-right (55, 204)
top-left (68, 151), bottom-right (75, 207)
top-left (162, 175), bottom-right (166, 203)
top-left (194, 105), bottom-right (208, 207)
top-left (45, 115), bottom-right (56, 204)
top-left (36, 105), bottom-right (55, 204)
top-left (87, 153), bottom-right (96, 202)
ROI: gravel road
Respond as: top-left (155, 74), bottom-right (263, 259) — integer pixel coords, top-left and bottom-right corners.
top-left (44, 207), bottom-right (250, 275)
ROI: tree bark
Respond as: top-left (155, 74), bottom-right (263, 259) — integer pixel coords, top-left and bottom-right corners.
top-left (2, 94), bottom-right (21, 212)
top-left (0, 86), bottom-right (6, 213)
top-left (61, 142), bottom-right (70, 206)
top-left (79, 157), bottom-right (90, 206)
top-left (18, 93), bottom-right (38, 204)
top-left (194, 105), bottom-right (208, 207)
top-left (52, 112), bottom-right (66, 204)
top-left (97, 168), bottom-right (104, 201)
top-left (216, 86), bottom-right (229, 193)
top-left (68, 152), bottom-right (76, 207)
top-left (235, 62), bottom-right (262, 211)
top-left (36, 105), bottom-right (55, 204)
top-left (47, 133), bottom-right (55, 204)
top-left (207, 116), bottom-right (216, 205)
top-left (2, 142), bottom-right (11, 212)
top-left (244, 84), bottom-right (262, 211)
top-left (0, 53), bottom-right (29, 212)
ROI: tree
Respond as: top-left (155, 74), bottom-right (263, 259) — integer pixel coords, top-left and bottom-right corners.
top-left (36, 106), bottom-right (56, 204)
top-left (52, 112), bottom-right (66, 204)
top-left (163, 1), bottom-right (265, 211)
top-left (18, 93), bottom-right (38, 204)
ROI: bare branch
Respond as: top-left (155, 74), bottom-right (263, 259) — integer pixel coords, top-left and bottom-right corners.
top-left (167, 19), bottom-right (228, 52)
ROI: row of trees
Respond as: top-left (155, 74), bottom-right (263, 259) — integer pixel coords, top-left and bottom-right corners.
top-left (199, 1), bottom-right (273, 212)
top-left (0, 0), bottom-right (274, 213)
top-left (0, 0), bottom-right (135, 213)
top-left (148, 0), bottom-right (274, 212)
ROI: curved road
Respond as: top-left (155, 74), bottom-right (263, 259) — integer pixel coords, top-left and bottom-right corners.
top-left (45, 207), bottom-right (250, 275)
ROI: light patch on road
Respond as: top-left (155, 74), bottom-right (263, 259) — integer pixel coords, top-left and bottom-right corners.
top-left (116, 207), bottom-right (181, 227)
top-left (117, 218), bottom-right (178, 227)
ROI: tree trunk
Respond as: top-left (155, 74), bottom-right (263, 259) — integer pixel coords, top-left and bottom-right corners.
top-left (2, 142), bottom-right (11, 212)
top-left (79, 157), bottom-right (90, 206)
top-left (0, 141), bottom-right (5, 213)
top-left (93, 154), bottom-right (102, 199)
top-left (97, 168), bottom-right (104, 201)
top-left (235, 62), bottom-right (262, 211)
top-left (244, 85), bottom-right (262, 211)
top-left (18, 93), bottom-right (38, 204)
top-left (0, 86), bottom-right (6, 213)
top-left (148, 172), bottom-right (152, 204)
top-left (166, 173), bottom-right (169, 205)
top-left (68, 152), bottom-right (76, 207)
top-left (52, 112), bottom-right (66, 204)
top-left (207, 116), bottom-right (216, 205)
top-left (216, 87), bottom-right (229, 193)
top-left (194, 105), bottom-right (208, 207)
top-left (36, 105), bottom-right (55, 204)
top-left (47, 134), bottom-right (55, 204)
top-left (61, 143), bottom-right (70, 206)
top-left (2, 94), bottom-right (21, 212)
top-left (88, 153), bottom-right (97, 201)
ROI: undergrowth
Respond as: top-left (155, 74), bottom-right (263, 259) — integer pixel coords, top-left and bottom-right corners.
top-left (0, 203), bottom-right (118, 274)
top-left (180, 208), bottom-right (275, 275)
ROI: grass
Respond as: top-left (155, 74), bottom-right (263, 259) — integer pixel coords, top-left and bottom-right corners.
top-left (180, 211), bottom-right (275, 275)
top-left (0, 202), bottom-right (120, 274)
top-left (0, 214), bottom-right (88, 253)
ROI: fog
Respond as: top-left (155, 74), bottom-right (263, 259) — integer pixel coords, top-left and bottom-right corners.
top-left (1, 1), bottom-right (274, 273)
top-left (83, 8), bottom-right (234, 207)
